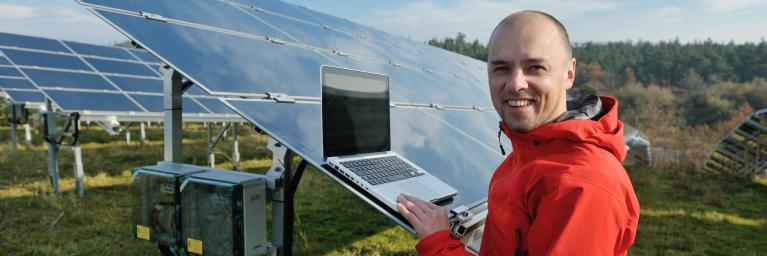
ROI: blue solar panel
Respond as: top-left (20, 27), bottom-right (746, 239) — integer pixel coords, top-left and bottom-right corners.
top-left (184, 84), bottom-right (208, 95)
top-left (64, 41), bottom-right (136, 59)
top-left (0, 67), bottom-right (22, 77)
top-left (2, 49), bottom-right (92, 71)
top-left (107, 76), bottom-right (162, 93)
top-left (23, 69), bottom-right (114, 90)
top-left (5, 90), bottom-right (46, 103)
top-left (130, 94), bottom-right (208, 113)
top-left (95, 10), bottom-right (337, 96)
top-left (0, 77), bottom-right (36, 89)
top-left (0, 32), bottom-right (69, 52)
top-left (195, 98), bottom-right (236, 115)
top-left (0, 56), bottom-right (9, 65)
top-left (128, 49), bottom-right (160, 62)
top-left (44, 90), bottom-right (143, 112)
top-left (85, 57), bottom-right (158, 77)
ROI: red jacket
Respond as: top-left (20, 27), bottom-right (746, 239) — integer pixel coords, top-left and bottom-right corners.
top-left (416, 96), bottom-right (640, 255)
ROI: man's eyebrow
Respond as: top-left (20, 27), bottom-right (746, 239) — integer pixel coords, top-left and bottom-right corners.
top-left (490, 60), bottom-right (507, 65)
top-left (490, 58), bottom-right (547, 65)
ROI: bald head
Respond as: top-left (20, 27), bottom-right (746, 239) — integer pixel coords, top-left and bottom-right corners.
top-left (488, 10), bottom-right (572, 59)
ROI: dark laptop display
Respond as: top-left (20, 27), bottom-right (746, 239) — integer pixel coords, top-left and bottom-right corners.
top-left (322, 66), bottom-right (390, 157)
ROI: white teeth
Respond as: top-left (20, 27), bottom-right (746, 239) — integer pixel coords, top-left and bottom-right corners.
top-left (507, 100), bottom-right (531, 107)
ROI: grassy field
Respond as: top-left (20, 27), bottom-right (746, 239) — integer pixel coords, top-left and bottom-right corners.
top-left (0, 121), bottom-right (765, 255)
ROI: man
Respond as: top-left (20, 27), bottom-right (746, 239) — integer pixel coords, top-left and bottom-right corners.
top-left (397, 10), bottom-right (640, 255)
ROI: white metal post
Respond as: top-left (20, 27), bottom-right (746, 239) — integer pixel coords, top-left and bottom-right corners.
top-left (73, 143), bottom-right (84, 198)
top-left (45, 99), bottom-right (60, 194)
top-left (233, 123), bottom-right (240, 171)
top-left (24, 123), bottom-right (31, 150)
top-left (207, 122), bottom-right (215, 167)
top-left (140, 122), bottom-right (146, 146)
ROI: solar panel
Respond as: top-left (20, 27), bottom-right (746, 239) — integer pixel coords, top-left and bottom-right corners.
top-left (43, 90), bottom-right (144, 112)
top-left (106, 75), bottom-right (163, 93)
top-left (88, 8), bottom-right (493, 107)
top-left (22, 69), bottom-right (115, 90)
top-left (0, 32), bottom-right (243, 117)
top-left (1, 49), bottom-right (92, 71)
top-left (130, 94), bottom-right (209, 114)
top-left (65, 40), bottom-right (136, 60)
top-left (5, 90), bottom-right (47, 104)
top-left (78, 0), bottom-right (500, 216)
top-left (0, 32), bottom-right (69, 52)
top-left (705, 109), bottom-right (767, 176)
top-left (0, 77), bottom-right (36, 89)
top-left (0, 66), bottom-right (23, 77)
top-left (85, 57), bottom-right (158, 77)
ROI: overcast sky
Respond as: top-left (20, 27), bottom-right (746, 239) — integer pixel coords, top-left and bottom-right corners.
top-left (0, 0), bottom-right (765, 46)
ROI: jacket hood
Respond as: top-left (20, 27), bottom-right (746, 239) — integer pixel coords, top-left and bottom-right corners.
top-left (501, 95), bottom-right (626, 162)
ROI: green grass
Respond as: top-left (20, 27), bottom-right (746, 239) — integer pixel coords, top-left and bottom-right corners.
top-left (0, 122), bottom-right (766, 255)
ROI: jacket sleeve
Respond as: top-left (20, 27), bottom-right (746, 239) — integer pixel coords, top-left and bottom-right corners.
top-left (526, 178), bottom-right (630, 256)
top-left (415, 230), bottom-right (474, 256)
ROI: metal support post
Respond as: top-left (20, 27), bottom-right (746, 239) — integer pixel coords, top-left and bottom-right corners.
top-left (162, 66), bottom-right (183, 162)
top-left (73, 141), bottom-right (85, 198)
top-left (10, 121), bottom-right (18, 151)
top-left (140, 122), bottom-right (146, 146)
top-left (24, 123), bottom-right (31, 150)
top-left (44, 99), bottom-right (60, 194)
top-left (207, 122), bottom-right (215, 167)
top-left (264, 137), bottom-right (307, 256)
top-left (125, 122), bottom-right (132, 145)
top-left (232, 123), bottom-right (240, 171)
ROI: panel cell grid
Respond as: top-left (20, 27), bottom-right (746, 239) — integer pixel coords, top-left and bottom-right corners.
top-left (0, 77), bottom-right (36, 89)
top-left (0, 32), bottom-right (69, 52)
top-left (0, 67), bottom-right (22, 77)
top-left (23, 69), bottom-right (115, 90)
top-left (3, 49), bottom-right (92, 71)
top-left (85, 57), bottom-right (157, 77)
top-left (44, 90), bottom-right (143, 112)
top-left (65, 41), bottom-right (136, 60)
top-left (5, 90), bottom-right (46, 103)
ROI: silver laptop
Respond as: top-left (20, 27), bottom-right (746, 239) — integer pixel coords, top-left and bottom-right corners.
top-left (321, 65), bottom-right (457, 211)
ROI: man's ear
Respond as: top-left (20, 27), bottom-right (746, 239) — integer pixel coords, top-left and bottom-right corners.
top-left (565, 58), bottom-right (576, 90)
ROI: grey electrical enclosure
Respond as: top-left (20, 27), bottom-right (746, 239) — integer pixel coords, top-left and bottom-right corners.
top-left (130, 162), bottom-right (208, 251)
top-left (180, 169), bottom-right (268, 256)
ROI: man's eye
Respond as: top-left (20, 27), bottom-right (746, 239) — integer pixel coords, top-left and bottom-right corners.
top-left (528, 65), bottom-right (546, 73)
top-left (493, 67), bottom-right (508, 72)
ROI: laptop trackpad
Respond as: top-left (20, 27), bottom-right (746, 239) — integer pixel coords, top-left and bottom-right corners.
top-left (398, 181), bottom-right (439, 201)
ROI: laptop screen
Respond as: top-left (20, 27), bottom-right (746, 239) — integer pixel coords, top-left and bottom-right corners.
top-left (321, 66), bottom-right (390, 158)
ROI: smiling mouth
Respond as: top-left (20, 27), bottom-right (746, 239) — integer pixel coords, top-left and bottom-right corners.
top-left (506, 99), bottom-right (534, 107)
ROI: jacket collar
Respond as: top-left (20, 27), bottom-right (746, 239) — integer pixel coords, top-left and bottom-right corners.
top-left (499, 95), bottom-right (626, 162)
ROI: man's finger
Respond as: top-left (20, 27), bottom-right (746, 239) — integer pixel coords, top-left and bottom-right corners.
top-left (398, 203), bottom-right (423, 227)
top-left (399, 196), bottom-right (427, 218)
top-left (402, 193), bottom-right (438, 212)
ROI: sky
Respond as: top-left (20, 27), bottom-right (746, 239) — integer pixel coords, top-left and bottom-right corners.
top-left (0, 0), bottom-right (765, 46)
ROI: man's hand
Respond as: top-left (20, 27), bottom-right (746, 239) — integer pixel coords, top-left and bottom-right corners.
top-left (397, 193), bottom-right (450, 240)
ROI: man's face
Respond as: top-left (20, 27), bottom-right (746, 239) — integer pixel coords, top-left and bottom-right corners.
top-left (488, 19), bottom-right (576, 133)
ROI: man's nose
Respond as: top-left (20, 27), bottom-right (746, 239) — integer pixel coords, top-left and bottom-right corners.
top-left (504, 69), bottom-right (528, 92)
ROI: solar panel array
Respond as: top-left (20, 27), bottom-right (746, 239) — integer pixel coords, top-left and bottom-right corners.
top-left (77, 0), bottom-right (506, 214)
top-left (0, 31), bottom-right (237, 118)
top-left (705, 109), bottom-right (767, 176)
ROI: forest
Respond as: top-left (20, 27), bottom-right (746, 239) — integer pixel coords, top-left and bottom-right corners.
top-left (429, 33), bottom-right (767, 169)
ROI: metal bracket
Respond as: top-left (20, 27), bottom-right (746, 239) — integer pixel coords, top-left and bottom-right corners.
top-left (430, 103), bottom-right (445, 110)
top-left (449, 202), bottom-right (488, 239)
top-left (265, 36), bottom-right (286, 45)
top-left (266, 92), bottom-right (296, 103)
top-left (139, 12), bottom-right (168, 22)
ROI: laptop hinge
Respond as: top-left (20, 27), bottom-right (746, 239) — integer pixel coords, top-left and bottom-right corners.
top-left (265, 92), bottom-right (296, 103)
top-left (449, 201), bottom-right (488, 239)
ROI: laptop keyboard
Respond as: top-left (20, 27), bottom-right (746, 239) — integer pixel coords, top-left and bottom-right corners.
top-left (340, 156), bottom-right (425, 185)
